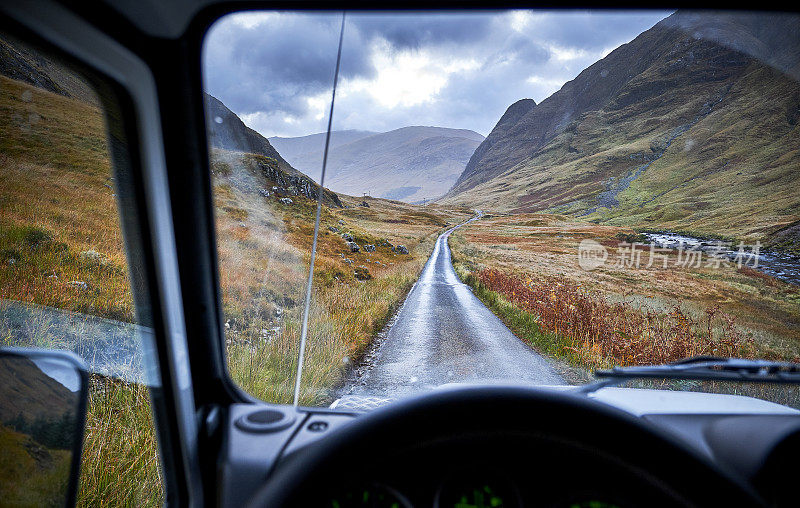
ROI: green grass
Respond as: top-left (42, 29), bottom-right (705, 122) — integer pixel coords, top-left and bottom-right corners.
top-left (78, 381), bottom-right (162, 507)
top-left (0, 425), bottom-right (72, 507)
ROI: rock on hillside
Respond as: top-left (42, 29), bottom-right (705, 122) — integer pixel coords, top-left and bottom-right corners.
top-left (204, 95), bottom-right (343, 208)
top-left (212, 150), bottom-right (342, 208)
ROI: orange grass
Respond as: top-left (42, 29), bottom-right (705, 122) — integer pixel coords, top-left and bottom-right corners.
top-left (450, 213), bottom-right (800, 358)
top-left (476, 268), bottom-right (772, 367)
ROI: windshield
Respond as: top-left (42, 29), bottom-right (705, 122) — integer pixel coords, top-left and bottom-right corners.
top-left (202, 10), bottom-right (800, 408)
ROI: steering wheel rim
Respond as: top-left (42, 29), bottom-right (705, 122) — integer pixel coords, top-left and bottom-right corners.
top-left (249, 385), bottom-right (763, 507)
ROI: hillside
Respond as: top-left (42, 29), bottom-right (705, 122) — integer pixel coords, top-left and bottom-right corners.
top-left (0, 33), bottom-right (97, 104)
top-left (271, 126), bottom-right (484, 203)
top-left (0, 356), bottom-right (75, 424)
top-left (442, 11), bottom-right (800, 244)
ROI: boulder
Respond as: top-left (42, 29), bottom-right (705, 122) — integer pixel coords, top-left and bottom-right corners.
top-left (395, 245), bottom-right (409, 255)
top-left (80, 250), bottom-right (105, 264)
top-left (354, 266), bottom-right (372, 281)
top-left (280, 197), bottom-right (293, 205)
top-left (363, 244), bottom-right (376, 252)
top-left (347, 241), bottom-right (360, 253)
top-left (341, 232), bottom-right (354, 242)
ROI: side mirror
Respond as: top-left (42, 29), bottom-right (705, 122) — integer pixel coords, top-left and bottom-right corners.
top-left (0, 347), bottom-right (89, 507)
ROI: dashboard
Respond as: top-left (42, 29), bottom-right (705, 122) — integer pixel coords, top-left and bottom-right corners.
top-left (323, 433), bottom-right (678, 508)
top-left (230, 386), bottom-right (800, 507)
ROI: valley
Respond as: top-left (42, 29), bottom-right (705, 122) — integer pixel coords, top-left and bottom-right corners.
top-left (210, 148), bottom-right (471, 404)
top-left (3, 9), bottom-right (800, 506)
top-left (441, 12), bottom-right (800, 252)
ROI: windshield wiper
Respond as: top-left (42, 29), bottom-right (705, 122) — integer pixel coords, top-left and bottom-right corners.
top-left (592, 356), bottom-right (800, 386)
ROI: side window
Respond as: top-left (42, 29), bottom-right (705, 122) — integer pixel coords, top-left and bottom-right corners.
top-left (0, 33), bottom-right (163, 505)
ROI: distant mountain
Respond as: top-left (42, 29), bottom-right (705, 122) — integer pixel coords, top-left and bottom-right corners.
top-left (270, 130), bottom-right (378, 165)
top-left (442, 11), bottom-right (800, 243)
top-left (271, 127), bottom-right (484, 203)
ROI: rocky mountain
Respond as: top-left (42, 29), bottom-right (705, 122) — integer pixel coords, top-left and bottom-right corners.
top-left (271, 127), bottom-right (484, 203)
top-left (451, 98), bottom-right (537, 192)
top-left (204, 94), bottom-right (299, 174)
top-left (442, 11), bottom-right (800, 242)
top-left (205, 94), bottom-right (343, 206)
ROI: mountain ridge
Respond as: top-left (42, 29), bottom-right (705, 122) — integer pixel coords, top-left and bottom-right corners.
top-left (441, 10), bottom-right (800, 243)
top-left (447, 11), bottom-right (800, 199)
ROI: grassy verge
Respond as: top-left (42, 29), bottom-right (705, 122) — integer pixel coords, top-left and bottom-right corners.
top-left (212, 150), bottom-right (468, 404)
top-left (455, 268), bottom-right (577, 363)
top-left (449, 214), bottom-right (800, 376)
top-left (78, 380), bottom-right (162, 506)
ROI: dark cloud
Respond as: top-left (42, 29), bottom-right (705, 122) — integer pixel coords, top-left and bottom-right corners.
top-left (203, 10), bottom-right (671, 137)
top-left (523, 11), bottom-right (672, 50)
top-left (348, 12), bottom-right (496, 50)
top-left (497, 32), bottom-right (551, 65)
top-left (204, 13), bottom-right (373, 116)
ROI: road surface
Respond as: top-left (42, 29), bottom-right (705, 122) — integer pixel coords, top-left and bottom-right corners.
top-left (340, 216), bottom-right (564, 400)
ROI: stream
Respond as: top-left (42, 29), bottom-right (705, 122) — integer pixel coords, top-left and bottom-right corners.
top-left (644, 232), bottom-right (800, 286)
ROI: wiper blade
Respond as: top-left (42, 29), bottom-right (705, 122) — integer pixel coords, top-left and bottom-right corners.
top-left (594, 356), bottom-right (800, 384)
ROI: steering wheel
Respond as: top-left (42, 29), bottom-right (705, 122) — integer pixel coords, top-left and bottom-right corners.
top-left (249, 386), bottom-right (763, 507)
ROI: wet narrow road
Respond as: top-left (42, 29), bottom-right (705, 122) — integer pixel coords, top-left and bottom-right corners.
top-left (341, 216), bottom-right (564, 399)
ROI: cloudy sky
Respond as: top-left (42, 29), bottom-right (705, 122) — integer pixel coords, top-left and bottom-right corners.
top-left (203, 10), bottom-right (671, 138)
